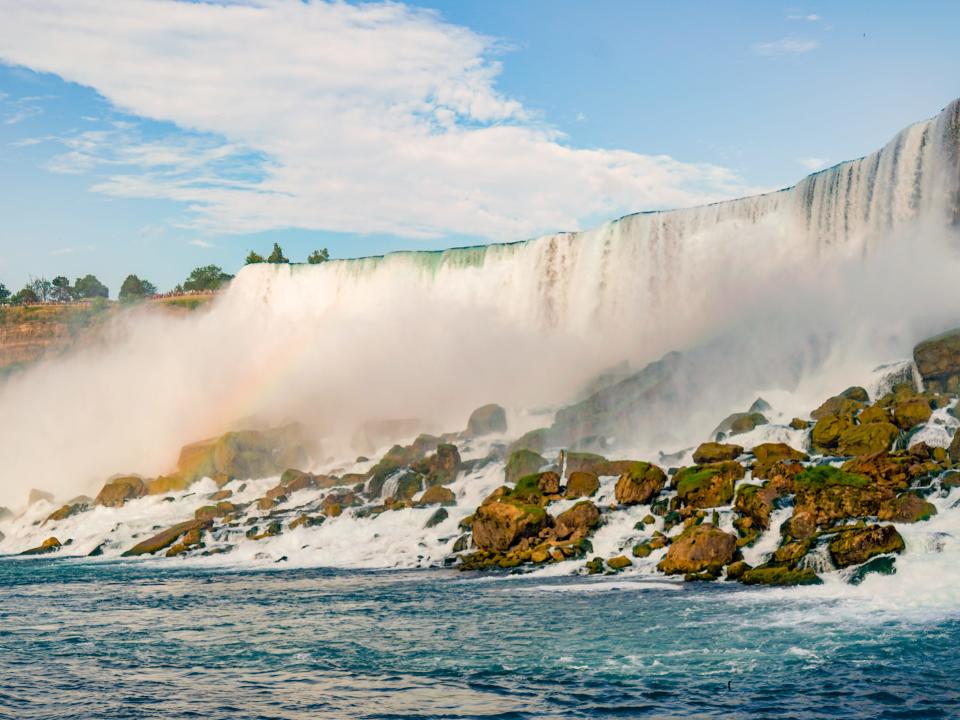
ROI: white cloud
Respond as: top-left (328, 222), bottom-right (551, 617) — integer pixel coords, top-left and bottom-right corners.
top-left (787, 13), bottom-right (821, 22)
top-left (0, 0), bottom-right (764, 242)
top-left (798, 157), bottom-right (829, 171)
top-left (753, 38), bottom-right (819, 56)
top-left (189, 238), bottom-right (215, 249)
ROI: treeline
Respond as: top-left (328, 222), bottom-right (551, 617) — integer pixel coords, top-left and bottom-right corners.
top-left (0, 244), bottom-right (329, 305)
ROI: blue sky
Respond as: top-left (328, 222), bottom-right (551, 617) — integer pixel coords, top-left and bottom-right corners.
top-left (0, 0), bottom-right (958, 295)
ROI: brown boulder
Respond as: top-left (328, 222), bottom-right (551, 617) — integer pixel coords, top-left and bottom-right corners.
top-left (878, 493), bottom-right (937, 523)
top-left (20, 536), bottom-right (62, 556)
top-left (836, 422), bottom-right (899, 457)
top-left (554, 501), bottom-right (600, 540)
top-left (95, 475), bottom-right (146, 508)
top-left (44, 502), bottom-right (87, 524)
top-left (914, 328), bottom-right (960, 393)
top-left (675, 461), bottom-right (743, 509)
top-left (471, 499), bottom-right (548, 552)
top-left (146, 473), bottom-right (190, 495)
top-left (892, 399), bottom-right (932, 431)
top-left (692, 442), bottom-right (743, 464)
top-left (828, 524), bottom-right (905, 568)
top-left (811, 413), bottom-right (855, 451)
top-left (614, 462), bottom-right (667, 505)
top-left (122, 519), bottom-right (207, 557)
top-left (419, 485), bottom-right (456, 506)
top-left (657, 524), bottom-right (737, 575)
top-left (751, 443), bottom-right (808, 479)
top-left (858, 405), bottom-right (891, 424)
top-left (565, 471), bottom-right (600, 498)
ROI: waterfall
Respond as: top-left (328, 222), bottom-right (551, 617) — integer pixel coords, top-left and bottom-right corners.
top-left (1, 100), bottom-right (960, 506)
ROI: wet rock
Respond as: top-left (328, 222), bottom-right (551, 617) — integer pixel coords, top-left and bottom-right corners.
top-left (812, 391), bottom-right (866, 420)
top-left (565, 471), bottom-right (600, 498)
top-left (425, 507), bottom-right (449, 529)
top-left (289, 514), bottom-right (324, 530)
top-left (751, 443), bottom-right (808, 479)
top-left (95, 475), bottom-right (146, 508)
top-left (393, 471), bottom-right (424, 501)
top-left (209, 489), bottom-right (233, 502)
top-left (27, 489), bottom-right (54, 506)
top-left (892, 398), bottom-right (933, 431)
top-left (849, 555), bottom-right (897, 585)
top-left (787, 465), bottom-right (880, 538)
top-left (614, 462), bottom-right (667, 505)
top-left (811, 413), bottom-right (855, 451)
top-left (657, 523), bottom-right (736, 575)
top-left (725, 560), bottom-right (750, 581)
top-left (828, 524), bottom-right (905, 568)
top-left (739, 565), bottom-right (822, 586)
top-left (836, 422), bottom-right (899, 457)
top-left (585, 557), bottom-right (605, 574)
top-left (506, 428), bottom-right (550, 458)
top-left (146, 473), bottom-right (190, 495)
top-left (194, 501), bottom-right (236, 523)
top-left (858, 405), bottom-right (891, 424)
top-left (914, 328), bottom-right (960, 393)
top-left (465, 404), bottom-right (508, 437)
top-left (419, 485), bottom-right (456, 506)
top-left (692, 442), bottom-right (743, 464)
top-left (554, 501), bottom-right (600, 540)
top-left (176, 424), bottom-right (308, 485)
top-left (19, 536), bottom-right (62, 556)
top-left (674, 461), bottom-right (743, 509)
top-left (122, 520), bottom-right (207, 557)
top-left (44, 502), bottom-right (87, 524)
top-left (471, 498), bottom-right (548, 552)
top-left (452, 535), bottom-right (470, 553)
top-left (504, 449), bottom-right (547, 485)
top-left (878, 493), bottom-right (937, 523)
top-left (789, 418), bottom-right (810, 430)
top-left (412, 443), bottom-right (462, 486)
top-left (607, 555), bottom-right (632, 571)
top-left (713, 412), bottom-right (767, 438)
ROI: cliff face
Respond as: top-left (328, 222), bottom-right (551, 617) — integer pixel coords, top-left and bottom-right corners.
top-left (0, 295), bottom-right (216, 376)
top-left (0, 303), bottom-right (111, 375)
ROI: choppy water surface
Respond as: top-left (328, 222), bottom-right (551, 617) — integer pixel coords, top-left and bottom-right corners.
top-left (1, 559), bottom-right (957, 719)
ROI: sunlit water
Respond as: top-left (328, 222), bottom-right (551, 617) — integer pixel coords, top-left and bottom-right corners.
top-left (1, 559), bottom-right (957, 719)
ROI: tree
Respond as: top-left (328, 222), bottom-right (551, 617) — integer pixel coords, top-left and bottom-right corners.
top-left (182, 265), bottom-right (232, 292)
top-left (0, 283), bottom-right (10, 304)
top-left (266, 243), bottom-right (288, 263)
top-left (307, 248), bottom-right (330, 264)
top-left (12, 285), bottom-right (38, 305)
top-left (29, 276), bottom-right (52, 303)
top-left (74, 274), bottom-right (109, 299)
top-left (51, 276), bottom-right (73, 302)
top-left (245, 251), bottom-right (265, 265)
top-left (119, 275), bottom-right (142, 301)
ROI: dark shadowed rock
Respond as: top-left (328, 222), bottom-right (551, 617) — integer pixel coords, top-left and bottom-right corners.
top-left (19, 536), bottom-right (62, 556)
top-left (122, 520), bottom-right (207, 557)
top-left (914, 328), bottom-right (960, 393)
top-left (828, 524), bottom-right (905, 568)
top-left (465, 404), bottom-right (508, 437)
top-left (505, 449), bottom-right (547, 485)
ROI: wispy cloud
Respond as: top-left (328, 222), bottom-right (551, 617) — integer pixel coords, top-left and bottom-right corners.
top-left (189, 238), bottom-right (214, 249)
top-left (798, 157), bottom-right (829, 171)
top-left (0, 93), bottom-right (49, 125)
top-left (787, 13), bottom-right (821, 22)
top-left (0, 0), bottom-right (765, 241)
top-left (753, 37), bottom-right (819, 56)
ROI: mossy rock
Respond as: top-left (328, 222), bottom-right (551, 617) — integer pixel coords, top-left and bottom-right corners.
top-left (419, 485), bottom-right (456, 506)
top-left (607, 555), bottom-right (632, 571)
top-left (692, 442), bottom-right (743, 464)
top-left (585, 557), bottom-right (605, 574)
top-left (878, 493), bottom-right (937, 523)
top-left (506, 429), bottom-right (550, 458)
top-left (505, 449), bottom-right (547, 485)
top-left (657, 523), bottom-right (736, 575)
top-left (789, 418), bottom-right (810, 430)
top-left (859, 405), bottom-right (891, 425)
top-left (470, 497), bottom-right (549, 552)
top-left (794, 465), bottom-right (870, 491)
top-left (613, 461), bottom-right (667, 505)
top-left (811, 393), bottom-right (866, 420)
top-left (725, 560), bottom-right (751, 581)
top-left (565, 471), bottom-right (600, 499)
top-left (751, 443), bottom-right (808, 479)
top-left (837, 422), bottom-right (900, 456)
top-left (828, 524), bottom-right (904, 568)
top-left (713, 412), bottom-right (768, 438)
top-left (811, 413), bottom-right (855, 450)
top-left (739, 565), bottom-right (822, 586)
top-left (892, 398), bottom-right (933, 431)
top-left (675, 461), bottom-right (742, 509)
top-left (393, 471), bottom-right (424, 501)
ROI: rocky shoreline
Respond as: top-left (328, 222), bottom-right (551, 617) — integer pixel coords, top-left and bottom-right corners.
top-left (6, 328), bottom-right (960, 587)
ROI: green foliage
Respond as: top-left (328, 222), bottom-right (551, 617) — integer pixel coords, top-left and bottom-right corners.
top-left (50, 276), bottom-right (73, 302)
top-left (266, 243), bottom-right (288, 263)
top-left (182, 265), bottom-right (232, 292)
top-left (74, 274), bottom-right (109, 299)
top-left (307, 248), bottom-right (330, 264)
top-left (12, 285), bottom-right (39, 304)
top-left (794, 465), bottom-right (870, 490)
top-left (245, 251), bottom-right (265, 264)
top-left (0, 283), bottom-right (9, 303)
top-left (119, 274), bottom-right (157, 301)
